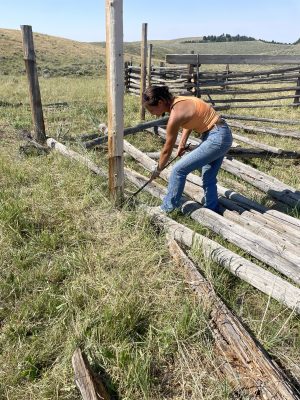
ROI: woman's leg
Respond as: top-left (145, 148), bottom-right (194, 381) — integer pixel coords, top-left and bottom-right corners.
top-left (202, 156), bottom-right (225, 211)
top-left (161, 124), bottom-right (232, 212)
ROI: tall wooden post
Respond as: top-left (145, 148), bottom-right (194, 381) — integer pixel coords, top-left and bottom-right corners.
top-left (106, 0), bottom-right (124, 205)
top-left (293, 73), bottom-right (300, 105)
top-left (147, 43), bottom-right (153, 87)
top-left (187, 50), bottom-right (194, 95)
top-left (21, 25), bottom-right (46, 143)
top-left (140, 23), bottom-right (147, 120)
top-left (124, 61), bottom-right (129, 93)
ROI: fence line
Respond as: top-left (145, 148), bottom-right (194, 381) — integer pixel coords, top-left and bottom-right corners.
top-left (125, 59), bottom-right (300, 108)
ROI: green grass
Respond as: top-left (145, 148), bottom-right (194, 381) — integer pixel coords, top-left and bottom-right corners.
top-left (1, 60), bottom-right (300, 398)
top-left (0, 134), bottom-right (230, 399)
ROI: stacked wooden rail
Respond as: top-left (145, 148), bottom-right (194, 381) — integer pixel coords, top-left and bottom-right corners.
top-left (125, 54), bottom-right (300, 109)
top-left (125, 64), bottom-right (192, 96)
top-left (45, 132), bottom-right (300, 308)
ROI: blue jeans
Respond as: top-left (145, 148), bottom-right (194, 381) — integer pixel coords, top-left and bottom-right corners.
top-left (161, 122), bottom-right (233, 212)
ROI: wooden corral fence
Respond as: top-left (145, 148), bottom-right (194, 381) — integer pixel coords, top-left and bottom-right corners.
top-left (125, 54), bottom-right (300, 109)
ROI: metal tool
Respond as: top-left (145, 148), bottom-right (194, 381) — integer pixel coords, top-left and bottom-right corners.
top-left (127, 143), bottom-right (191, 200)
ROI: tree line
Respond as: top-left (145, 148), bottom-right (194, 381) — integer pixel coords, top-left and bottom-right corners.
top-left (182, 34), bottom-right (256, 43)
top-left (181, 33), bottom-right (299, 45)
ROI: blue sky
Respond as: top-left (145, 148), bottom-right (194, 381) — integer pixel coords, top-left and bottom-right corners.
top-left (1, 0), bottom-right (299, 43)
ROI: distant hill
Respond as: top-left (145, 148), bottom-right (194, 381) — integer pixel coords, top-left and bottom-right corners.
top-left (0, 28), bottom-right (108, 77)
top-left (1, 28), bottom-right (300, 76)
top-left (121, 37), bottom-right (300, 60)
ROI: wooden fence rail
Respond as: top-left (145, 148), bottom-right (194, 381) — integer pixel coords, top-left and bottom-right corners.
top-left (125, 55), bottom-right (300, 109)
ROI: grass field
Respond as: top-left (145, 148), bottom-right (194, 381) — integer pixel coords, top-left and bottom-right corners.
top-left (1, 30), bottom-right (300, 399)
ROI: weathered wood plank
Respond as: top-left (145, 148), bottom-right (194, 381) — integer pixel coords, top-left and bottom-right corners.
top-left (227, 147), bottom-right (300, 159)
top-left (222, 113), bottom-right (300, 125)
top-left (106, 0), bottom-right (124, 204)
top-left (47, 138), bottom-right (106, 177)
top-left (166, 54), bottom-right (300, 65)
top-left (147, 43), bottom-right (153, 87)
top-left (72, 348), bottom-right (111, 400)
top-left (20, 25), bottom-right (46, 143)
top-left (168, 239), bottom-right (300, 399)
top-left (224, 103), bottom-right (300, 109)
top-left (207, 94), bottom-right (300, 103)
top-left (140, 23), bottom-right (147, 120)
top-left (231, 133), bottom-right (284, 153)
top-left (222, 157), bottom-right (300, 206)
top-left (142, 204), bottom-right (300, 313)
top-left (198, 86), bottom-right (300, 96)
top-left (194, 73), bottom-right (300, 87)
top-left (181, 65), bottom-right (300, 78)
top-left (83, 117), bottom-right (169, 148)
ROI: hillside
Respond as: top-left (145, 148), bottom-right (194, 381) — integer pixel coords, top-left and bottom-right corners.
top-left (1, 28), bottom-right (300, 77)
top-left (0, 28), bottom-right (106, 76)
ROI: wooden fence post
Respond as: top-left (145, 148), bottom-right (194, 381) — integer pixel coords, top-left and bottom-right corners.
top-left (147, 43), bottom-right (153, 87)
top-left (140, 23), bottom-right (147, 120)
top-left (106, 0), bottom-right (124, 205)
top-left (224, 63), bottom-right (230, 89)
top-left (20, 25), bottom-right (46, 143)
top-left (196, 53), bottom-right (201, 98)
top-left (187, 50), bottom-right (194, 95)
top-left (124, 61), bottom-right (129, 93)
top-left (294, 72), bottom-right (300, 105)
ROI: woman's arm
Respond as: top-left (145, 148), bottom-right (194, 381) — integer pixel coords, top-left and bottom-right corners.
top-left (177, 128), bottom-right (192, 156)
top-left (157, 118), bottom-right (181, 170)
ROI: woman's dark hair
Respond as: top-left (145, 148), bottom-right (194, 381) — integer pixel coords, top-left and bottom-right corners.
top-left (142, 85), bottom-right (174, 106)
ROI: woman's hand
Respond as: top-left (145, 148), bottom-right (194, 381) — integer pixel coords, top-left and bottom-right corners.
top-left (176, 143), bottom-right (187, 157)
top-left (150, 165), bottom-right (161, 181)
top-left (176, 142), bottom-right (191, 157)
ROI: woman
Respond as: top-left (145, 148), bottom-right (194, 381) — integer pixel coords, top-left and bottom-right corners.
top-left (143, 85), bottom-right (233, 213)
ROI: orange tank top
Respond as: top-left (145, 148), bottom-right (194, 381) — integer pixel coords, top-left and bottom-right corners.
top-left (170, 96), bottom-right (219, 134)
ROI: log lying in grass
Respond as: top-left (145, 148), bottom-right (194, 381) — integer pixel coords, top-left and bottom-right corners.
top-left (221, 205), bottom-right (300, 249)
top-left (222, 157), bottom-right (300, 208)
top-left (232, 133), bottom-right (284, 154)
top-left (168, 239), bottom-right (300, 400)
top-left (228, 121), bottom-right (300, 139)
top-left (83, 116), bottom-right (169, 148)
top-left (72, 348), bottom-right (111, 400)
top-left (124, 141), bottom-right (300, 284)
top-left (222, 103), bottom-right (300, 110)
top-left (46, 138), bottom-right (106, 177)
top-left (227, 147), bottom-right (300, 159)
top-left (222, 113), bottom-right (300, 126)
top-left (183, 200), bottom-right (300, 284)
top-left (141, 203), bottom-right (300, 314)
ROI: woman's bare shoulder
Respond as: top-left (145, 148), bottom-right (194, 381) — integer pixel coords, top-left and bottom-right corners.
top-left (171, 98), bottom-right (195, 122)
